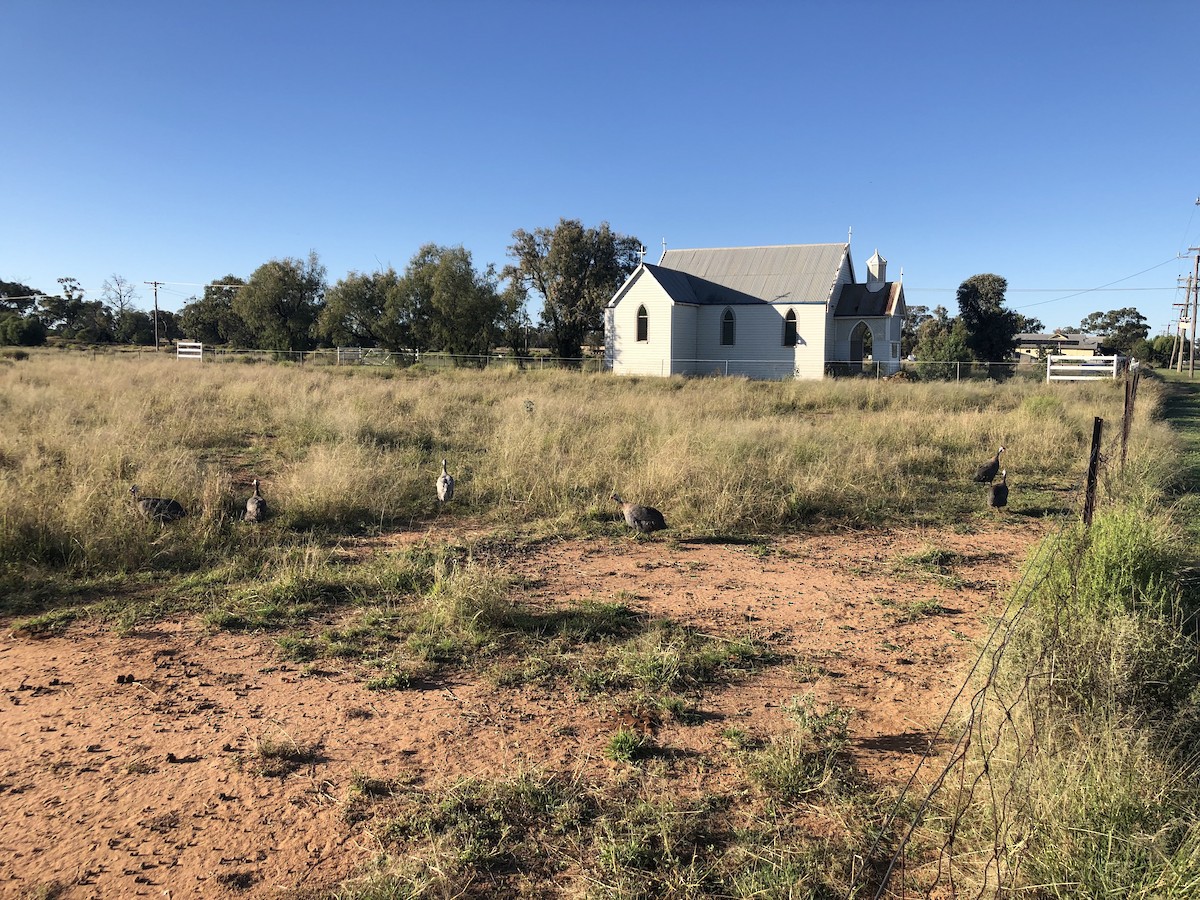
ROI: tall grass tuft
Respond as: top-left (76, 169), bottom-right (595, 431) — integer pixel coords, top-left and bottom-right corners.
top-left (915, 463), bottom-right (1200, 896)
top-left (1009, 720), bottom-right (1200, 899)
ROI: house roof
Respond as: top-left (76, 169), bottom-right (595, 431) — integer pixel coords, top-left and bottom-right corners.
top-left (833, 282), bottom-right (904, 317)
top-left (655, 243), bottom-right (850, 305)
top-left (1017, 331), bottom-right (1101, 348)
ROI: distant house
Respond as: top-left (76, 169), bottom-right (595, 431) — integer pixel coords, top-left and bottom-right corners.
top-left (1015, 330), bottom-right (1103, 362)
top-left (604, 242), bottom-right (905, 379)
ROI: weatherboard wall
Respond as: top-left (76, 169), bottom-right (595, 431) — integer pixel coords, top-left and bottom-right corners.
top-left (604, 268), bottom-right (678, 376)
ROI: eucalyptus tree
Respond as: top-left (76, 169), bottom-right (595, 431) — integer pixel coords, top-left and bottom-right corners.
top-left (317, 268), bottom-right (408, 349)
top-left (956, 273), bottom-right (1020, 366)
top-left (36, 277), bottom-right (84, 334)
top-left (0, 279), bottom-right (44, 344)
top-left (505, 218), bottom-right (642, 361)
top-left (914, 305), bottom-right (973, 379)
top-left (424, 247), bottom-right (505, 358)
top-left (234, 252), bottom-right (326, 350)
top-left (179, 276), bottom-right (252, 345)
top-left (100, 274), bottom-right (139, 318)
top-left (1078, 307), bottom-right (1148, 355)
top-left (390, 244), bottom-right (507, 357)
top-left (0, 279), bottom-right (40, 316)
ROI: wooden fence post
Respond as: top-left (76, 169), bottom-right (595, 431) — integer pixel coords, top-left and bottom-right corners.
top-left (1120, 369), bottom-right (1140, 469)
top-left (1083, 416), bottom-right (1104, 527)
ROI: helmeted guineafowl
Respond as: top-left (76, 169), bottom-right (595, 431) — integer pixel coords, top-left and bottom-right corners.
top-left (245, 478), bottom-right (267, 522)
top-left (612, 493), bottom-right (667, 534)
top-left (437, 459), bottom-right (455, 504)
top-left (130, 485), bottom-right (187, 523)
top-left (988, 470), bottom-right (1009, 508)
top-left (973, 446), bottom-right (1005, 483)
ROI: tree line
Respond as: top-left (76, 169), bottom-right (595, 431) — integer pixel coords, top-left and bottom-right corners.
top-left (2, 227), bottom-right (1159, 369)
top-left (903, 273), bottom-right (1157, 374)
top-left (0, 219), bottom-right (643, 360)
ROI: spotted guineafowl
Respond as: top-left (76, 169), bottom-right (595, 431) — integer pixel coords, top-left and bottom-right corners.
top-left (612, 493), bottom-right (667, 534)
top-left (988, 470), bottom-right (1009, 508)
top-left (130, 485), bottom-right (186, 523)
top-left (436, 458), bottom-right (455, 504)
top-left (973, 446), bottom-right (1005, 483)
top-left (245, 478), bottom-right (267, 522)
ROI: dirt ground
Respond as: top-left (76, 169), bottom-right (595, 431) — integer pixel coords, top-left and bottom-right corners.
top-left (0, 523), bottom-right (1041, 898)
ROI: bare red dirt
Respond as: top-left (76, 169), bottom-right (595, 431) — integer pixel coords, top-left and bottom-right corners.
top-left (0, 523), bottom-right (1040, 898)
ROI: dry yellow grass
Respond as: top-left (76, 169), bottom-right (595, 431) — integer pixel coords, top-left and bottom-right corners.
top-left (0, 350), bottom-right (1171, 576)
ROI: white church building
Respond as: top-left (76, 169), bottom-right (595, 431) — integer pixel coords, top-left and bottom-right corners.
top-left (603, 242), bottom-right (905, 379)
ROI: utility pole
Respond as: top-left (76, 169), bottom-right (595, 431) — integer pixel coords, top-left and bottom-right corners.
top-left (1190, 252), bottom-right (1200, 379)
top-left (1170, 298), bottom-right (1189, 370)
top-left (144, 281), bottom-right (163, 351)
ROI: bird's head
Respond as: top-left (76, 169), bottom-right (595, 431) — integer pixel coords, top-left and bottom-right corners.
top-left (998, 446), bottom-right (1006, 454)
top-left (611, 493), bottom-right (623, 504)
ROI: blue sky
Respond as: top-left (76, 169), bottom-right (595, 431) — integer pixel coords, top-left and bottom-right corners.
top-left (3, 1), bottom-right (1198, 335)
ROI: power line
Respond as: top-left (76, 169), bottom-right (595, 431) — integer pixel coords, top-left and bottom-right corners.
top-left (912, 286), bottom-right (1171, 293)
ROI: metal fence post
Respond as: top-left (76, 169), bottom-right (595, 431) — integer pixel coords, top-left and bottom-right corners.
top-left (1083, 416), bottom-right (1104, 527)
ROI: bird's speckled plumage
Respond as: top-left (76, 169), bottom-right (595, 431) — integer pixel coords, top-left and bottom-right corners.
top-left (988, 470), bottom-right (1008, 508)
top-left (612, 493), bottom-right (667, 534)
top-left (437, 459), bottom-right (455, 504)
top-left (130, 485), bottom-right (187, 523)
top-left (245, 478), bottom-right (267, 522)
top-left (973, 446), bottom-right (1005, 483)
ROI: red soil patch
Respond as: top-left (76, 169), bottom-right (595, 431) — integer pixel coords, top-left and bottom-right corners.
top-left (0, 524), bottom-right (1040, 897)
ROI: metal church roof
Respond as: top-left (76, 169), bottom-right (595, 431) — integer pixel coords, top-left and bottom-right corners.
top-left (834, 282), bottom-right (904, 317)
top-left (656, 243), bottom-right (849, 305)
top-left (639, 264), bottom-right (699, 304)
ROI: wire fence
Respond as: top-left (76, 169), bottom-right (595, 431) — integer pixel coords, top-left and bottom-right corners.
top-left (189, 346), bottom-right (609, 372)
top-left (34, 341), bottom-right (1135, 384)
top-left (165, 345), bottom-right (1127, 383)
top-left (857, 521), bottom-right (1073, 898)
top-left (854, 371), bottom-right (1145, 898)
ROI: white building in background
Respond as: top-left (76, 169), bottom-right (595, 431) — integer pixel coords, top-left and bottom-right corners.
top-left (604, 242), bottom-right (905, 379)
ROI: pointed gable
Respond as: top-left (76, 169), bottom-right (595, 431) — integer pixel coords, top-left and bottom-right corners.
top-left (608, 262), bottom-right (700, 308)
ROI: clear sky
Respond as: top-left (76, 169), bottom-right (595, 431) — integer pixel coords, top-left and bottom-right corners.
top-left (4, 1), bottom-right (1198, 335)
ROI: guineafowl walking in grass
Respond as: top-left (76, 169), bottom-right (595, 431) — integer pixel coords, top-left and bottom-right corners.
top-left (973, 446), bottom-right (1005, 483)
top-left (436, 459), bottom-right (455, 505)
top-left (130, 485), bottom-right (187, 523)
top-left (988, 470), bottom-right (1009, 508)
top-left (612, 493), bottom-right (667, 534)
top-left (244, 478), bottom-right (267, 522)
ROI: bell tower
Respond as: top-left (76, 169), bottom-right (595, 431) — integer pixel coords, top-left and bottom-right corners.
top-left (866, 249), bottom-right (887, 292)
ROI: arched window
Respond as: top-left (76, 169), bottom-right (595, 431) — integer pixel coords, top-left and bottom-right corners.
top-left (636, 305), bottom-right (648, 342)
top-left (783, 309), bottom-right (797, 346)
top-left (721, 308), bottom-right (736, 346)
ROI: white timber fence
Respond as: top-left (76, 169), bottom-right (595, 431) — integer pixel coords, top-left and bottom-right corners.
top-left (176, 341), bottom-right (203, 361)
top-left (1045, 355), bottom-right (1126, 382)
